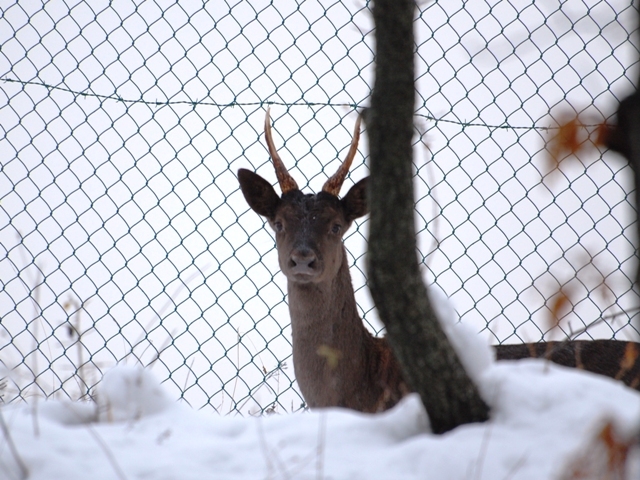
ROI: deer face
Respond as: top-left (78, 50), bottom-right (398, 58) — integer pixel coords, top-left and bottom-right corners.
top-left (274, 192), bottom-right (347, 284)
top-left (238, 109), bottom-right (367, 285)
top-left (239, 176), bottom-right (369, 284)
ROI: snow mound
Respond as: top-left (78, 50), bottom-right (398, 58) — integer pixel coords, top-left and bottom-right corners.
top-left (39, 400), bottom-right (98, 426)
top-left (429, 285), bottom-right (495, 384)
top-left (97, 364), bottom-right (174, 422)
top-left (1, 347), bottom-right (640, 479)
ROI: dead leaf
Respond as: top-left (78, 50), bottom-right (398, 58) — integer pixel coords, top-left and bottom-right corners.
top-left (560, 420), bottom-right (634, 480)
top-left (547, 286), bottom-right (575, 331)
top-left (546, 116), bottom-right (582, 170)
top-left (317, 345), bottom-right (343, 370)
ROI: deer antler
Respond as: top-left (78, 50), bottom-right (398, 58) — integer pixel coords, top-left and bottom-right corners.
top-left (322, 115), bottom-right (362, 196)
top-left (264, 108), bottom-right (299, 194)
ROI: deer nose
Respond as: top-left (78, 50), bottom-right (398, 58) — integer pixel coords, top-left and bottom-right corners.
top-left (290, 248), bottom-right (317, 271)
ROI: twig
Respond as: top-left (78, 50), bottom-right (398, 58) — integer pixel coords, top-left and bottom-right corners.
top-left (83, 423), bottom-right (130, 480)
top-left (31, 397), bottom-right (39, 438)
top-left (316, 412), bottom-right (327, 480)
top-left (502, 454), bottom-right (528, 480)
top-left (236, 363), bottom-right (287, 415)
top-left (64, 297), bottom-right (93, 399)
top-left (144, 328), bottom-right (178, 367)
top-left (0, 407), bottom-right (29, 480)
top-left (182, 357), bottom-right (195, 393)
top-left (256, 417), bottom-right (275, 479)
top-left (471, 412), bottom-right (494, 480)
top-left (256, 417), bottom-right (291, 480)
top-left (56, 402), bottom-right (129, 480)
top-left (230, 327), bottom-right (242, 414)
top-left (543, 306), bottom-right (640, 362)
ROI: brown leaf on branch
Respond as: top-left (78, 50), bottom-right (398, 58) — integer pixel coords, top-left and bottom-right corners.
top-left (546, 116), bottom-right (582, 171)
top-left (544, 112), bottom-right (609, 174)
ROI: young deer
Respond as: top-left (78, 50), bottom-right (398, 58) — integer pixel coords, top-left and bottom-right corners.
top-left (238, 110), bottom-right (640, 413)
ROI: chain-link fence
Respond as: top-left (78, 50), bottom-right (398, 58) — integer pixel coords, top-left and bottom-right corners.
top-left (1, 0), bottom-right (639, 414)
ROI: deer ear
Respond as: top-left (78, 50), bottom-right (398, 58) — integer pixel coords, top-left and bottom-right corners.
top-left (342, 176), bottom-right (369, 222)
top-left (238, 168), bottom-right (281, 219)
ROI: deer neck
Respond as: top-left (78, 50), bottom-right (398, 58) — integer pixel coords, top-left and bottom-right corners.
top-left (286, 249), bottom-right (372, 408)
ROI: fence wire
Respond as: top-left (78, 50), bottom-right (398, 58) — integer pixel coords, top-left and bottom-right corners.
top-left (1, 0), bottom-right (639, 414)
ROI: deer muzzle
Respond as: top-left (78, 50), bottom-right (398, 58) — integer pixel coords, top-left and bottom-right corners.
top-left (288, 247), bottom-right (319, 281)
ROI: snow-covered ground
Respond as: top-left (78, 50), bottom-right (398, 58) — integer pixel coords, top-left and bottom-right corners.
top-left (2, 291), bottom-right (639, 479)
top-left (1, 354), bottom-right (639, 480)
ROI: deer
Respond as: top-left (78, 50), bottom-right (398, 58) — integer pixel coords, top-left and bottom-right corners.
top-left (238, 109), bottom-right (640, 413)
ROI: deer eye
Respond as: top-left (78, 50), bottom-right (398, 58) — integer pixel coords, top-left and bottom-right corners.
top-left (331, 223), bottom-right (342, 235)
top-left (274, 221), bottom-right (284, 233)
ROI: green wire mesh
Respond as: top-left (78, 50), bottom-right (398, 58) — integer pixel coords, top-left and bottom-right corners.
top-left (1, 1), bottom-right (639, 414)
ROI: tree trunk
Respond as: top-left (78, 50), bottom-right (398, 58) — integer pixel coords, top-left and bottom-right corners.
top-left (366, 0), bottom-right (490, 434)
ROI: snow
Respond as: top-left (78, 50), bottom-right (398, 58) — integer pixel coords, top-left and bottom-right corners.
top-left (429, 285), bottom-right (495, 385)
top-left (1, 290), bottom-right (638, 479)
top-left (2, 356), bottom-right (639, 479)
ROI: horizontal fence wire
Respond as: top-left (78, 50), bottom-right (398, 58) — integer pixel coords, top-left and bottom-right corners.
top-left (0, 77), bottom-right (586, 130)
top-left (1, 0), bottom-right (639, 414)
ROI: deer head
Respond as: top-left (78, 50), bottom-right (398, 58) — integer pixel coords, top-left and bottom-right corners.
top-left (238, 110), bottom-right (368, 285)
